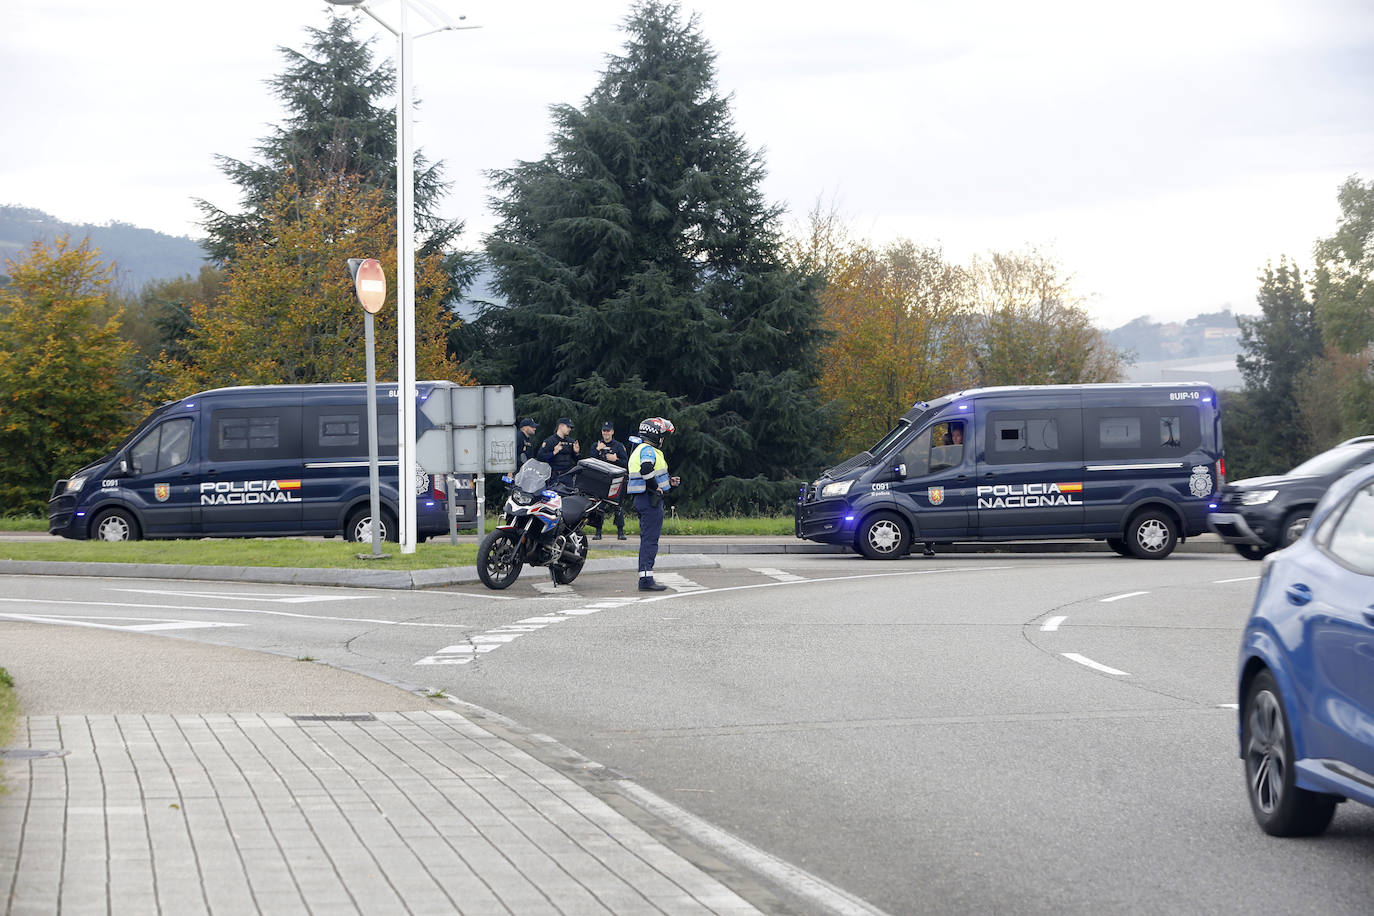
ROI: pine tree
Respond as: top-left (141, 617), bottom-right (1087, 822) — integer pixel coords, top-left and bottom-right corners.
top-left (199, 13), bottom-right (462, 267)
top-left (1236, 258), bottom-right (1324, 475)
top-left (473, 1), bottom-right (827, 510)
top-left (0, 237), bottom-right (135, 514)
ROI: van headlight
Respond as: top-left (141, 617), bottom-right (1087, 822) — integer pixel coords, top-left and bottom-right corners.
top-left (64, 475), bottom-right (89, 494)
top-left (819, 480), bottom-right (854, 499)
top-left (1240, 490), bottom-right (1278, 506)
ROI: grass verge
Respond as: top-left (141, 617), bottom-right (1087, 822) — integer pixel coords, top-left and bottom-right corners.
top-left (0, 516), bottom-right (46, 532)
top-left (0, 667), bottom-right (16, 795)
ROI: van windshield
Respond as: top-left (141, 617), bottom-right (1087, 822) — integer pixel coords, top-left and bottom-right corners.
top-left (869, 420), bottom-right (913, 460)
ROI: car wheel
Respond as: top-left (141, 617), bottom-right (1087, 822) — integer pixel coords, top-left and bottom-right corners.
top-left (1280, 509), bottom-right (1311, 547)
top-left (1242, 669), bottom-right (1338, 836)
top-left (1105, 537), bottom-right (1131, 557)
top-left (1235, 544), bottom-right (1271, 561)
top-left (1125, 510), bottom-right (1177, 559)
top-left (857, 513), bottom-right (910, 560)
top-left (92, 508), bottom-right (140, 542)
top-left (345, 507), bottom-right (397, 543)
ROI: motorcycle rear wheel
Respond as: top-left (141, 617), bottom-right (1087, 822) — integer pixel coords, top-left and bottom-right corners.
top-left (477, 529), bottom-right (524, 590)
top-left (553, 531), bottom-right (589, 585)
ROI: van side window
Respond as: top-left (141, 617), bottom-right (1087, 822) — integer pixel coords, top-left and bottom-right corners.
top-left (898, 429), bottom-right (932, 478)
top-left (993, 418), bottom-right (1058, 453)
top-left (303, 407), bottom-right (399, 458)
top-left (1084, 407), bottom-right (1199, 460)
top-left (127, 418), bottom-right (193, 475)
top-left (210, 408), bottom-right (301, 461)
top-left (929, 421), bottom-right (966, 473)
top-left (1099, 417), bottom-right (1140, 449)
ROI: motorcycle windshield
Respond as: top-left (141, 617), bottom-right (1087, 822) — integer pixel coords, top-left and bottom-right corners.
top-left (512, 460), bottom-right (552, 495)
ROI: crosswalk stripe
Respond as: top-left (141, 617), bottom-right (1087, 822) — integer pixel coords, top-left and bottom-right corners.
top-left (750, 567), bottom-right (806, 583)
top-left (649, 572), bottom-right (706, 592)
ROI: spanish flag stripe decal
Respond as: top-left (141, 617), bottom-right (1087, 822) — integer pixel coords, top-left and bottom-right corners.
top-left (1058, 483), bottom-right (1083, 492)
top-left (276, 480), bottom-right (302, 490)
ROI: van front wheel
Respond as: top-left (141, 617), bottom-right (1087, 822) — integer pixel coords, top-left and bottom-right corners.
top-left (857, 513), bottom-right (909, 560)
top-left (92, 508), bottom-right (140, 542)
top-left (1126, 510), bottom-right (1177, 559)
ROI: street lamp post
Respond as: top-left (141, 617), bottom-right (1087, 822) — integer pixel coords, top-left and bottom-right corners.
top-left (326, 0), bottom-right (474, 553)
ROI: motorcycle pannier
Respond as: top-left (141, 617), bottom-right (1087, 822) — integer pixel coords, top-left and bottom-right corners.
top-left (570, 457), bottom-right (628, 502)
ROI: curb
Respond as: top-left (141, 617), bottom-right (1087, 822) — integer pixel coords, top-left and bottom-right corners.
top-left (0, 553), bottom-right (721, 590)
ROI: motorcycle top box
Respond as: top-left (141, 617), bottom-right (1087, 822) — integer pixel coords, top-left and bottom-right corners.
top-left (568, 457), bottom-right (628, 503)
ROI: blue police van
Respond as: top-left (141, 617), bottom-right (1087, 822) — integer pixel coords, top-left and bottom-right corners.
top-left (795, 383), bottom-right (1225, 559)
top-left (48, 382), bottom-right (477, 542)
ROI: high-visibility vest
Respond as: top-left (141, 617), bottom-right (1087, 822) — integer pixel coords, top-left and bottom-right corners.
top-left (627, 442), bottom-right (671, 494)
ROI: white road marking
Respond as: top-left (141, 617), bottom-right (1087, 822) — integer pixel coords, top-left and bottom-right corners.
top-left (1100, 591), bottom-right (1149, 603)
top-left (415, 656), bottom-right (472, 665)
top-left (635, 565), bottom-right (1016, 604)
top-left (750, 567), bottom-right (806, 583)
top-left (518, 616), bottom-right (568, 624)
top-left (114, 588), bottom-right (368, 604)
top-left (0, 613), bottom-right (243, 633)
top-left (533, 581), bottom-right (577, 596)
top-left (1041, 616), bottom-right (1067, 632)
top-left (1062, 653), bottom-right (1131, 676)
top-left (444, 591), bottom-right (519, 600)
top-left (0, 596), bottom-right (466, 628)
top-left (1217, 703), bottom-right (1240, 710)
top-left (1214, 576), bottom-right (1260, 584)
top-left (650, 572), bottom-right (706, 592)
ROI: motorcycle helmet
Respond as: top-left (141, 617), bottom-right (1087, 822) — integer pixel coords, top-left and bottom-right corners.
top-left (637, 417), bottom-right (675, 446)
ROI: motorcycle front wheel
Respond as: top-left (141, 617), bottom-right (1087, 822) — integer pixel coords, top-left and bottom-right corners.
top-left (477, 529), bottom-right (524, 590)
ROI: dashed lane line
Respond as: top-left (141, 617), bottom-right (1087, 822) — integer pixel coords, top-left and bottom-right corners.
top-left (1041, 615), bottom-right (1067, 632)
top-left (750, 567), bottom-right (806, 583)
top-left (1062, 653), bottom-right (1131, 676)
top-left (1100, 591), bottom-right (1149, 603)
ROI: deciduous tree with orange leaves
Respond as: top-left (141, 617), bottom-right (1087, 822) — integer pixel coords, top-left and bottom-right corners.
top-left (0, 236), bottom-right (135, 513)
top-left (150, 174), bottom-right (469, 402)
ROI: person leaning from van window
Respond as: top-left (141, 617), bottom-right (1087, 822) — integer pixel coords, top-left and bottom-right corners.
top-left (538, 417), bottom-right (580, 484)
top-left (515, 418), bottom-right (538, 469)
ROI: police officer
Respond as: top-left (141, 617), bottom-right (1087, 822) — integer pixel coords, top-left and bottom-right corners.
top-left (537, 417), bottom-right (579, 484)
top-left (627, 417), bottom-right (679, 591)
top-left (591, 421), bottom-right (628, 540)
top-left (514, 418), bottom-right (538, 469)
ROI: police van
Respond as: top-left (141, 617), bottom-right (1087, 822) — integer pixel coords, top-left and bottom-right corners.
top-left (48, 382), bottom-right (477, 542)
top-left (795, 383), bottom-right (1224, 559)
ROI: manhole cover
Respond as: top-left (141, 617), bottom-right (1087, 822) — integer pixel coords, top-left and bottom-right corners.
top-left (0, 748), bottom-right (69, 760)
top-left (289, 714), bottom-right (377, 723)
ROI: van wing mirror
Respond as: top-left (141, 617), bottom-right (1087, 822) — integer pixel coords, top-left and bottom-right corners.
top-left (891, 463), bottom-right (907, 481)
top-left (118, 458), bottom-right (131, 476)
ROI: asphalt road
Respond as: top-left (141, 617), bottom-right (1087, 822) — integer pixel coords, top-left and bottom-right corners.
top-left (3, 552), bottom-right (1372, 914)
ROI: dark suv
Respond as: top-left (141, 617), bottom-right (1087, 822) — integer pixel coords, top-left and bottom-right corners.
top-left (1209, 436), bottom-right (1374, 559)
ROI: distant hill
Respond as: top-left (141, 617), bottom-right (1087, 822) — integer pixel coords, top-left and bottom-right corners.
top-left (1111, 309), bottom-right (1245, 390)
top-left (0, 205), bottom-right (208, 293)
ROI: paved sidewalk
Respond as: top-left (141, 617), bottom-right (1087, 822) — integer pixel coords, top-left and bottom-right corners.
top-left (0, 625), bottom-right (769, 915)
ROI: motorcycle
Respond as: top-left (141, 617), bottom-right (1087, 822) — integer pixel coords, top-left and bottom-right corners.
top-left (476, 459), bottom-right (620, 590)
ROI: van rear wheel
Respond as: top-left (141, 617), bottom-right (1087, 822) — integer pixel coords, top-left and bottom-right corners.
top-left (1125, 510), bottom-right (1177, 559)
top-left (857, 513), bottom-right (910, 560)
top-left (346, 507), bottom-right (397, 543)
top-left (92, 508), bottom-right (140, 542)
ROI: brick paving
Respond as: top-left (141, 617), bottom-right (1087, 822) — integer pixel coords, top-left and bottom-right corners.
top-left (1, 710), bottom-right (760, 915)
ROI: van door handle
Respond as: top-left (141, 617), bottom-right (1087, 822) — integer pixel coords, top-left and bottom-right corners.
top-left (983, 472), bottom-right (995, 479)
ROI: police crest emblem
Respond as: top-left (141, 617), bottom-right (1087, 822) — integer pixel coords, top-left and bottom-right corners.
top-left (1189, 465), bottom-right (1212, 498)
top-left (154, 483), bottom-right (170, 502)
top-left (928, 486), bottom-right (945, 505)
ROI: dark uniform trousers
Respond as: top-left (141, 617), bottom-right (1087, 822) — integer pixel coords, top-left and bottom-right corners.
top-left (633, 491), bottom-right (663, 576)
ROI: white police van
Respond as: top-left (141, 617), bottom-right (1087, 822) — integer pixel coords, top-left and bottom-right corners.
top-left (49, 382), bottom-right (475, 542)
top-left (795, 383), bottom-right (1225, 559)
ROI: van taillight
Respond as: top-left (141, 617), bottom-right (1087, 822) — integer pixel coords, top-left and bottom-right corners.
top-left (432, 474), bottom-right (448, 500)
top-left (1218, 458), bottom-right (1226, 484)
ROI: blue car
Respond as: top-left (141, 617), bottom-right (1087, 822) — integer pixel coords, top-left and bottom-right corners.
top-left (1238, 461), bottom-right (1374, 836)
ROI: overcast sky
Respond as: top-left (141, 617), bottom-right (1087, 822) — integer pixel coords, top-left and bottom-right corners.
top-left (2, 0), bottom-right (1371, 327)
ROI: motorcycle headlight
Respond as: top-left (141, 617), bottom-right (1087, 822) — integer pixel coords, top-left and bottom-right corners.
top-left (819, 480), bottom-right (854, 499)
top-left (65, 475), bottom-right (89, 494)
top-left (1240, 490), bottom-right (1278, 506)
top-left (511, 491), bottom-right (533, 506)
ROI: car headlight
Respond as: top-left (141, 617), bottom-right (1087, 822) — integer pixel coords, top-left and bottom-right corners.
top-left (1240, 490), bottom-right (1278, 506)
top-left (819, 480), bottom-right (854, 499)
top-left (64, 475), bottom-right (88, 494)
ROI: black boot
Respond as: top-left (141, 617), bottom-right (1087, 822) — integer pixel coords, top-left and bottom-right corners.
top-left (617, 529), bottom-right (626, 540)
top-left (593, 531), bottom-right (603, 540)
top-left (638, 575), bottom-right (667, 592)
